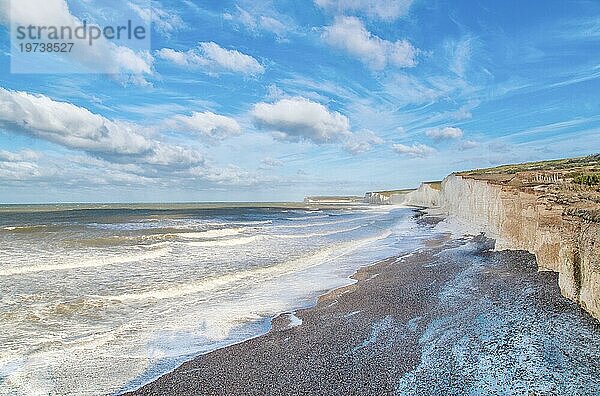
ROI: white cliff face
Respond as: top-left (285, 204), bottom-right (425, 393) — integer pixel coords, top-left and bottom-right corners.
top-left (364, 192), bottom-right (392, 205)
top-left (437, 175), bottom-right (600, 320)
top-left (364, 192), bottom-right (411, 205)
top-left (403, 183), bottom-right (441, 208)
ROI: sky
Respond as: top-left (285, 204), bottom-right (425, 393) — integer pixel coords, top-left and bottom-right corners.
top-left (0, 0), bottom-right (598, 203)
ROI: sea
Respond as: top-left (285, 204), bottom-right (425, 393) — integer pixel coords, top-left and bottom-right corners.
top-left (0, 203), bottom-right (430, 395)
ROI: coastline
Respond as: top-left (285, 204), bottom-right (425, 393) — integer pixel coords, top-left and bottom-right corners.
top-left (125, 212), bottom-right (600, 395)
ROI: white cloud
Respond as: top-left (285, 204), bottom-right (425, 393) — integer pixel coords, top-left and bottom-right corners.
top-left (0, 149), bottom-right (40, 162)
top-left (157, 42), bottom-right (264, 75)
top-left (322, 17), bottom-right (417, 70)
top-left (459, 140), bottom-right (480, 150)
top-left (449, 37), bottom-right (473, 77)
top-left (260, 16), bottom-right (288, 37)
top-left (252, 97), bottom-right (352, 144)
top-left (451, 102), bottom-right (477, 120)
top-left (385, 74), bottom-right (441, 104)
top-left (266, 84), bottom-right (286, 100)
top-left (199, 42), bottom-right (264, 75)
top-left (189, 165), bottom-right (261, 186)
top-left (165, 111), bottom-right (242, 142)
top-left (63, 155), bottom-right (156, 186)
top-left (3, 0), bottom-right (153, 84)
top-left (344, 130), bottom-right (384, 154)
top-left (129, 1), bottom-right (185, 37)
top-left (0, 152), bottom-right (164, 187)
top-left (0, 87), bottom-right (203, 167)
top-left (156, 48), bottom-right (195, 66)
top-left (0, 150), bottom-right (43, 181)
top-left (143, 144), bottom-right (204, 168)
top-left (225, 6), bottom-right (289, 39)
top-left (425, 126), bottom-right (464, 140)
top-left (315, 0), bottom-right (413, 21)
top-left (0, 160), bottom-right (42, 181)
top-left (392, 143), bottom-right (436, 157)
top-left (384, 74), bottom-right (473, 107)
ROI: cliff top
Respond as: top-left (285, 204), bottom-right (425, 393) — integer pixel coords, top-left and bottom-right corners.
top-left (457, 154), bottom-right (600, 177)
top-left (423, 181), bottom-right (442, 191)
top-left (304, 196), bottom-right (364, 202)
top-left (368, 189), bottom-right (416, 197)
top-left (456, 154), bottom-right (600, 222)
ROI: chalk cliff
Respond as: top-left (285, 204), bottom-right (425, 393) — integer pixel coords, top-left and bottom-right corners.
top-left (403, 156), bottom-right (600, 320)
top-left (403, 182), bottom-right (442, 208)
top-left (364, 190), bottom-right (414, 205)
top-left (439, 174), bottom-right (599, 320)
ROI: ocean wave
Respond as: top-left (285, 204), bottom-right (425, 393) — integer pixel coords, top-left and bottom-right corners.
top-left (180, 224), bottom-right (367, 246)
top-left (235, 220), bottom-right (273, 225)
top-left (184, 236), bottom-right (259, 247)
top-left (0, 246), bottom-right (170, 276)
top-left (175, 228), bottom-right (244, 239)
top-left (87, 222), bottom-right (172, 231)
top-left (1, 225), bottom-right (49, 232)
top-left (100, 230), bottom-right (392, 302)
top-left (285, 215), bottom-right (330, 221)
top-left (269, 225), bottom-right (364, 239)
top-left (273, 214), bottom-right (378, 229)
top-left (77, 228), bottom-right (247, 247)
top-left (73, 233), bottom-right (178, 248)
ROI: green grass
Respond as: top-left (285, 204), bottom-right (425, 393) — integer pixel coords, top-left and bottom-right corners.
top-left (457, 154), bottom-right (600, 176)
top-left (371, 189), bottom-right (416, 197)
top-left (574, 173), bottom-right (600, 186)
top-left (424, 181), bottom-right (442, 191)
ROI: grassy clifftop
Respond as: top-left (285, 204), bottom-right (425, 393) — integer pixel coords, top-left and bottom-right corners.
top-left (456, 154), bottom-right (600, 222)
top-left (457, 154), bottom-right (600, 179)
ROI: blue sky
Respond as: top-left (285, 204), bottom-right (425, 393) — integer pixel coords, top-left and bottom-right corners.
top-left (0, 0), bottom-right (598, 203)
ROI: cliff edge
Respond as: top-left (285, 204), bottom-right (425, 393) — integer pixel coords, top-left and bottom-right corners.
top-left (406, 155), bottom-right (600, 320)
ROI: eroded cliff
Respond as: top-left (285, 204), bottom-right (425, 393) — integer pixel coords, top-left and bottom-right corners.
top-left (404, 156), bottom-right (600, 320)
top-left (441, 174), bottom-right (599, 320)
top-left (403, 182), bottom-right (442, 208)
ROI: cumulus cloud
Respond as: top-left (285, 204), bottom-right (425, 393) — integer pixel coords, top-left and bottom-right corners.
top-left (0, 93), bottom-right (276, 191)
top-left (157, 42), bottom-right (264, 75)
top-left (143, 144), bottom-right (204, 168)
top-left (322, 17), bottom-right (417, 70)
top-left (392, 143), bottom-right (436, 157)
top-left (0, 87), bottom-right (203, 167)
top-left (3, 0), bottom-right (153, 84)
top-left (425, 126), bottom-right (464, 140)
top-left (0, 152), bottom-right (163, 188)
top-left (315, 0), bottom-right (413, 21)
top-left (165, 111), bottom-right (242, 142)
top-left (252, 97), bottom-right (352, 144)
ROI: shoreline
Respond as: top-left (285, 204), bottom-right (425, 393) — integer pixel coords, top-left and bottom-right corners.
top-left (118, 209), bottom-right (435, 394)
top-left (125, 211), bottom-right (600, 395)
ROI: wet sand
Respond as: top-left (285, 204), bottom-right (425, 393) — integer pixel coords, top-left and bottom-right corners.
top-left (126, 216), bottom-right (600, 395)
